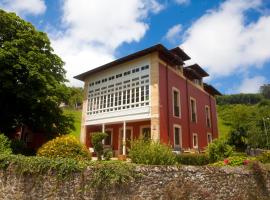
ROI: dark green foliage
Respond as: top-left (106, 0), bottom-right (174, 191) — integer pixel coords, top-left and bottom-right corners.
top-left (175, 153), bottom-right (210, 165)
top-left (10, 139), bottom-right (35, 156)
top-left (91, 132), bottom-right (108, 160)
top-left (228, 128), bottom-right (247, 151)
top-left (0, 9), bottom-right (74, 135)
top-left (260, 84), bottom-right (270, 99)
top-left (216, 93), bottom-right (263, 105)
top-left (257, 151), bottom-right (270, 163)
top-left (129, 139), bottom-right (176, 165)
top-left (103, 149), bottom-right (113, 161)
top-left (206, 139), bottom-right (233, 162)
top-left (0, 134), bottom-right (12, 154)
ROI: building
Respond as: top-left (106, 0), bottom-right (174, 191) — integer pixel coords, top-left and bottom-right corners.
top-left (74, 44), bottom-right (221, 156)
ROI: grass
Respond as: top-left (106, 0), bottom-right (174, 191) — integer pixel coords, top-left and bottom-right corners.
top-left (217, 116), bottom-right (231, 139)
top-left (64, 108), bottom-right (82, 139)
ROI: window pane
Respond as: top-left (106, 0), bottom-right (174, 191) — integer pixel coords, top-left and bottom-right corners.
top-left (104, 131), bottom-right (112, 145)
top-left (174, 127), bottom-right (180, 145)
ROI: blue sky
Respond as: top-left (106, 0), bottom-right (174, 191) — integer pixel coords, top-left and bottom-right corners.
top-left (1, 0), bottom-right (270, 94)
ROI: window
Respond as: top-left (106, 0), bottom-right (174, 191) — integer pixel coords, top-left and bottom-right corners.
top-left (172, 88), bottom-right (181, 118)
top-left (207, 133), bottom-right (212, 144)
top-left (190, 98), bottom-right (197, 123)
top-left (205, 106), bottom-right (211, 128)
top-left (141, 65), bottom-right (149, 70)
top-left (140, 126), bottom-right (151, 140)
top-left (174, 125), bottom-right (181, 147)
top-left (193, 133), bottom-right (198, 148)
top-left (104, 129), bottom-right (113, 146)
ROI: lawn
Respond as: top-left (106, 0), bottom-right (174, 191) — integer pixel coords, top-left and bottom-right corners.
top-left (64, 108), bottom-right (82, 139)
top-left (217, 116), bottom-right (231, 139)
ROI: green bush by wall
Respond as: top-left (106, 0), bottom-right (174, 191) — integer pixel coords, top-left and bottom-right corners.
top-left (129, 139), bottom-right (176, 165)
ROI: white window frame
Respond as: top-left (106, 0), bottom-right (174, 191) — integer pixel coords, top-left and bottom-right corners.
top-left (104, 128), bottom-right (113, 147)
top-left (172, 87), bottom-right (181, 118)
top-left (207, 132), bottom-right (212, 144)
top-left (190, 97), bottom-right (197, 123)
top-left (140, 125), bottom-right (151, 139)
top-left (193, 133), bottom-right (198, 149)
top-left (173, 124), bottom-right (182, 148)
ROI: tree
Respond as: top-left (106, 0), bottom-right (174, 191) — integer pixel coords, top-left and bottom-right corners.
top-left (0, 9), bottom-right (74, 136)
top-left (66, 87), bottom-right (83, 109)
top-left (260, 84), bottom-right (270, 99)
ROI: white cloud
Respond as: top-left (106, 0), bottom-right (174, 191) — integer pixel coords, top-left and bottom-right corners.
top-left (164, 24), bottom-right (182, 43)
top-left (175, 0), bottom-right (190, 5)
top-left (238, 76), bottom-right (266, 93)
top-left (0, 0), bottom-right (46, 15)
top-left (50, 0), bottom-right (163, 86)
top-left (180, 0), bottom-right (270, 78)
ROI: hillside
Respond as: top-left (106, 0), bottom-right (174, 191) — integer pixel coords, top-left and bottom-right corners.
top-left (64, 109), bottom-right (82, 139)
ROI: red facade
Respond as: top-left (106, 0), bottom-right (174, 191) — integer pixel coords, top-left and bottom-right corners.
top-left (78, 44), bottom-right (220, 154)
top-left (159, 63), bottom-right (218, 150)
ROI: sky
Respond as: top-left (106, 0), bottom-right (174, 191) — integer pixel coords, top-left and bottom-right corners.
top-left (1, 0), bottom-right (270, 94)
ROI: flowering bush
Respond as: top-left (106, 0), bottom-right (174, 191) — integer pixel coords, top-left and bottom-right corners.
top-left (37, 135), bottom-right (91, 160)
top-left (212, 156), bottom-right (256, 167)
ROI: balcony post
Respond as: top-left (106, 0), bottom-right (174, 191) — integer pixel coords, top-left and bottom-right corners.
top-left (123, 121), bottom-right (126, 155)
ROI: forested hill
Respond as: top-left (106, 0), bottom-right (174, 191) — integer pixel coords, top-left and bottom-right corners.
top-left (216, 86), bottom-right (270, 150)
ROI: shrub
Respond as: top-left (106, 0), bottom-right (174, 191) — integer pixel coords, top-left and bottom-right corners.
top-left (91, 161), bottom-right (136, 189)
top-left (91, 132), bottom-right (107, 160)
top-left (176, 153), bottom-right (210, 166)
top-left (129, 139), bottom-right (176, 165)
top-left (206, 139), bottom-right (233, 162)
top-left (104, 149), bottom-right (113, 161)
top-left (211, 156), bottom-right (256, 167)
top-left (10, 139), bottom-right (27, 154)
top-left (257, 151), bottom-right (270, 163)
top-left (37, 135), bottom-right (91, 160)
top-left (0, 134), bottom-right (12, 155)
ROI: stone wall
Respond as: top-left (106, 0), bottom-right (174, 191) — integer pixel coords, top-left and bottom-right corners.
top-left (0, 165), bottom-right (270, 200)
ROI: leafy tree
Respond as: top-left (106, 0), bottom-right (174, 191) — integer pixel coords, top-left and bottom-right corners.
top-left (66, 87), bottom-right (83, 109)
top-left (260, 84), bottom-right (270, 99)
top-left (216, 93), bottom-right (263, 105)
top-left (0, 9), bottom-right (74, 135)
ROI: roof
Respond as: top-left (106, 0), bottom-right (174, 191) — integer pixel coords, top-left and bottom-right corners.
top-left (203, 83), bottom-right (222, 96)
top-left (169, 47), bottom-right (191, 61)
top-left (183, 67), bottom-right (202, 80)
top-left (74, 44), bottom-right (184, 81)
top-left (185, 64), bottom-right (209, 77)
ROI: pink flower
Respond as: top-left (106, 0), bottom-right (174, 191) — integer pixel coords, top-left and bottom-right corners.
top-left (224, 159), bottom-right (229, 165)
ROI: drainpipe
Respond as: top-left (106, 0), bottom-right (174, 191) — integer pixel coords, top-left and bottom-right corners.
top-left (186, 79), bottom-right (191, 149)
